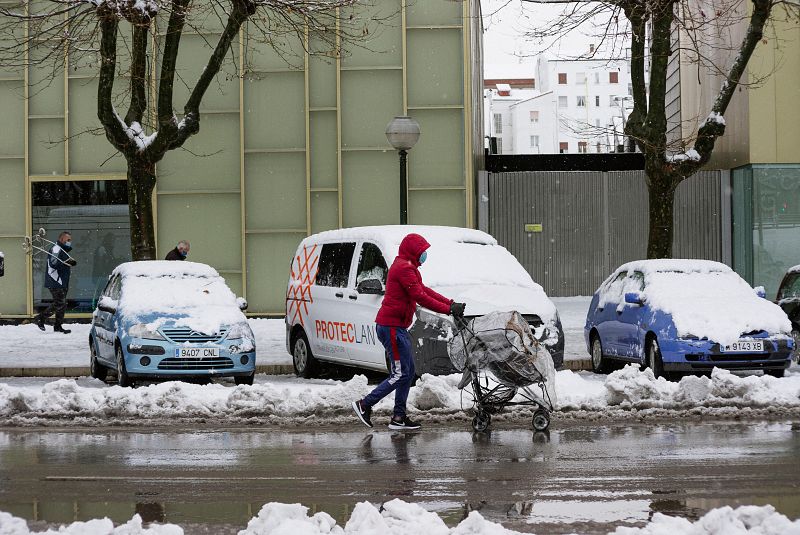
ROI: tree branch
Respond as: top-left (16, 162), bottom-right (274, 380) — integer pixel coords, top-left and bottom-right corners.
top-left (643, 0), bottom-right (675, 157)
top-left (157, 0), bottom-right (190, 127)
top-left (97, 9), bottom-right (130, 154)
top-left (124, 22), bottom-right (149, 125)
top-left (671, 0), bottom-right (774, 176)
top-left (623, 1), bottom-right (649, 152)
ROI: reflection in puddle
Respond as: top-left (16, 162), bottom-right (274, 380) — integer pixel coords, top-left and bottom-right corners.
top-left (526, 499), bottom-right (652, 524)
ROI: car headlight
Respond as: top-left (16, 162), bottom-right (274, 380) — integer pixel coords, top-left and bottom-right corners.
top-left (227, 322), bottom-right (253, 341)
top-left (129, 323), bottom-right (166, 340)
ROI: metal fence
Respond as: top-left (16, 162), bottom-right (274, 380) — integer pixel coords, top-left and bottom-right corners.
top-left (482, 169), bottom-right (730, 296)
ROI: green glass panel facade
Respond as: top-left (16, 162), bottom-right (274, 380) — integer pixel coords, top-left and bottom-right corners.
top-left (0, 0), bottom-right (482, 316)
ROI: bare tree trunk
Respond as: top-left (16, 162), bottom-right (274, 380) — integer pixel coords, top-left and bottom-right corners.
top-left (128, 160), bottom-right (157, 260)
top-left (646, 169), bottom-right (678, 259)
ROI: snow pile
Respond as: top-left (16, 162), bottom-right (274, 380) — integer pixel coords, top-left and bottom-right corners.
top-left (239, 499), bottom-right (524, 535)
top-left (601, 260), bottom-right (791, 345)
top-left (0, 512), bottom-right (181, 534)
top-left (611, 504), bottom-right (800, 534)
top-left (114, 261), bottom-right (247, 335)
top-left (602, 365), bottom-right (800, 410)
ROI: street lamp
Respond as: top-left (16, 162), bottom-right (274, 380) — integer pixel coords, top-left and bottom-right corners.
top-left (385, 115), bottom-right (420, 224)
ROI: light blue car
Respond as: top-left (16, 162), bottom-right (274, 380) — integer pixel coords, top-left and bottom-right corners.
top-left (585, 260), bottom-right (794, 380)
top-left (89, 261), bottom-right (256, 387)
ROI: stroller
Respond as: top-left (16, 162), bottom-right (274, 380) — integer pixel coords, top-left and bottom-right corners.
top-left (448, 311), bottom-right (556, 432)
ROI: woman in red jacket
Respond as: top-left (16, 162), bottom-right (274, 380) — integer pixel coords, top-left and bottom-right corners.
top-left (352, 233), bottom-right (466, 430)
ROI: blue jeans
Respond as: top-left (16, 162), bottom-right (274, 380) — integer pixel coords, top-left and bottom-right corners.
top-left (362, 325), bottom-right (415, 419)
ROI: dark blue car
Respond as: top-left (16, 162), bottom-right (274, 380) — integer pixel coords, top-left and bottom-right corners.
top-left (585, 260), bottom-right (794, 379)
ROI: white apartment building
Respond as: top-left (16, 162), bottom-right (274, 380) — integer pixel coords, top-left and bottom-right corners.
top-left (485, 55), bottom-right (633, 154)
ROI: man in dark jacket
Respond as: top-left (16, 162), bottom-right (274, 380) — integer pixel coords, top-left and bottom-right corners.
top-left (165, 240), bottom-right (190, 261)
top-left (36, 231), bottom-right (77, 334)
top-left (352, 233), bottom-right (466, 430)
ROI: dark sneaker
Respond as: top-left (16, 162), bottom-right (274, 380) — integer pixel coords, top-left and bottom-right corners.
top-left (352, 400), bottom-right (373, 428)
top-left (35, 317), bottom-right (46, 331)
top-left (388, 416), bottom-right (421, 430)
top-left (54, 326), bottom-right (71, 334)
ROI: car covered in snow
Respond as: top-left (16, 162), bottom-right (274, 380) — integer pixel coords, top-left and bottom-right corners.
top-left (285, 225), bottom-right (564, 378)
top-left (89, 261), bottom-right (255, 386)
top-left (776, 264), bottom-right (800, 361)
top-left (584, 260), bottom-right (794, 379)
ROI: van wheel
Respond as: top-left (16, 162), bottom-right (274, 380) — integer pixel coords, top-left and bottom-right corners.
top-left (115, 344), bottom-right (132, 387)
top-left (90, 340), bottom-right (108, 382)
top-left (293, 332), bottom-right (319, 379)
top-left (591, 335), bottom-right (610, 374)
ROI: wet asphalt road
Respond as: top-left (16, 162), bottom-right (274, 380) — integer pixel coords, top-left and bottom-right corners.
top-left (1, 421), bottom-right (799, 534)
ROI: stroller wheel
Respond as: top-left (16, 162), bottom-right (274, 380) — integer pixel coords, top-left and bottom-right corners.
top-left (472, 412), bottom-right (491, 433)
top-left (532, 409), bottom-right (550, 432)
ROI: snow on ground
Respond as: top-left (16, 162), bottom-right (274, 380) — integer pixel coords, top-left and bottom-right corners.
top-left (0, 297), bottom-right (593, 369)
top-left (1, 364), bottom-right (798, 424)
top-left (0, 319), bottom-right (289, 369)
top-left (1, 502), bottom-right (798, 535)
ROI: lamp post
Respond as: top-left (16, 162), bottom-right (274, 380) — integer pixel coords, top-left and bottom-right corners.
top-left (385, 116), bottom-right (420, 224)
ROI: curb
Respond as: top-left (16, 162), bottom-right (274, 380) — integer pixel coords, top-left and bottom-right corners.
top-left (0, 363), bottom-right (296, 378)
top-left (0, 361), bottom-right (593, 378)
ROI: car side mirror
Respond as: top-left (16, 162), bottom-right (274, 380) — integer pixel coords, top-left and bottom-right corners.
top-left (754, 286), bottom-right (766, 299)
top-left (357, 278), bottom-right (384, 295)
top-left (97, 296), bottom-right (117, 314)
top-left (624, 292), bottom-right (644, 306)
top-left (237, 297), bottom-right (248, 311)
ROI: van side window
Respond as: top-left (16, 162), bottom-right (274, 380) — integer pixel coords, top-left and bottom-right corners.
top-left (315, 242), bottom-right (356, 288)
top-left (356, 243), bottom-right (388, 286)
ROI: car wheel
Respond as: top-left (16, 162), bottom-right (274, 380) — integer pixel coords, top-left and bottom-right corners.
top-left (115, 344), bottom-right (132, 387)
top-left (89, 340), bottom-right (108, 381)
top-left (293, 331), bottom-right (319, 379)
top-left (235, 373), bottom-right (255, 386)
top-left (647, 339), bottom-right (667, 380)
top-left (766, 369), bottom-right (785, 378)
top-left (591, 335), bottom-right (609, 374)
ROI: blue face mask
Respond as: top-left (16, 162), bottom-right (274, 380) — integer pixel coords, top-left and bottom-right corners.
top-left (63, 241), bottom-right (72, 250)
top-left (419, 251), bottom-right (427, 264)
top-left (180, 250), bottom-right (188, 258)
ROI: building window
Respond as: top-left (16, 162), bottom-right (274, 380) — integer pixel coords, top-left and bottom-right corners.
top-left (594, 72), bottom-right (600, 84)
top-left (578, 141), bottom-right (588, 153)
top-left (595, 95), bottom-right (600, 107)
top-left (558, 73), bottom-right (567, 84)
top-left (610, 95), bottom-right (618, 106)
top-left (628, 83), bottom-right (633, 95)
top-left (576, 72), bottom-right (587, 84)
top-left (530, 135), bottom-right (540, 148)
top-left (576, 96), bottom-right (586, 107)
top-left (493, 113), bottom-right (503, 134)
top-left (32, 180), bottom-right (131, 313)
top-left (609, 71), bottom-right (619, 83)
top-left (496, 138), bottom-right (503, 154)
top-left (559, 141), bottom-right (569, 153)
top-left (558, 96), bottom-right (568, 108)
top-left (529, 110), bottom-right (539, 123)
top-left (596, 119), bottom-right (601, 128)
top-left (316, 242), bottom-right (356, 287)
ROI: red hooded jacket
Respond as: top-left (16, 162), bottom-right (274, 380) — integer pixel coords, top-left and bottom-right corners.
top-left (375, 233), bottom-right (453, 328)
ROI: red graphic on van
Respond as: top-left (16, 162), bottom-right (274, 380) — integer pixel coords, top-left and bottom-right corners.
top-left (287, 244), bottom-right (319, 327)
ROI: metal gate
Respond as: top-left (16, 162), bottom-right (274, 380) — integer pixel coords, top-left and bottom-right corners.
top-left (485, 170), bottom-right (729, 296)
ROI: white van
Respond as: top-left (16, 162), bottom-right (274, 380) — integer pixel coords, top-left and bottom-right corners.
top-left (285, 226), bottom-right (564, 378)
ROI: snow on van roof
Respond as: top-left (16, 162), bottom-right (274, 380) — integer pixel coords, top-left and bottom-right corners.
top-left (113, 260), bottom-right (219, 279)
top-left (304, 226), bottom-right (497, 249)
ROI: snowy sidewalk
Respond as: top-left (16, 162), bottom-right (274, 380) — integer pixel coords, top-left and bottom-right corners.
top-left (1, 365), bottom-right (799, 425)
top-left (0, 297), bottom-right (595, 376)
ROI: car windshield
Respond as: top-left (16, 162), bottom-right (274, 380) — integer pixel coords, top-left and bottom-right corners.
top-left (778, 273), bottom-right (800, 300)
top-left (119, 274), bottom-right (238, 315)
